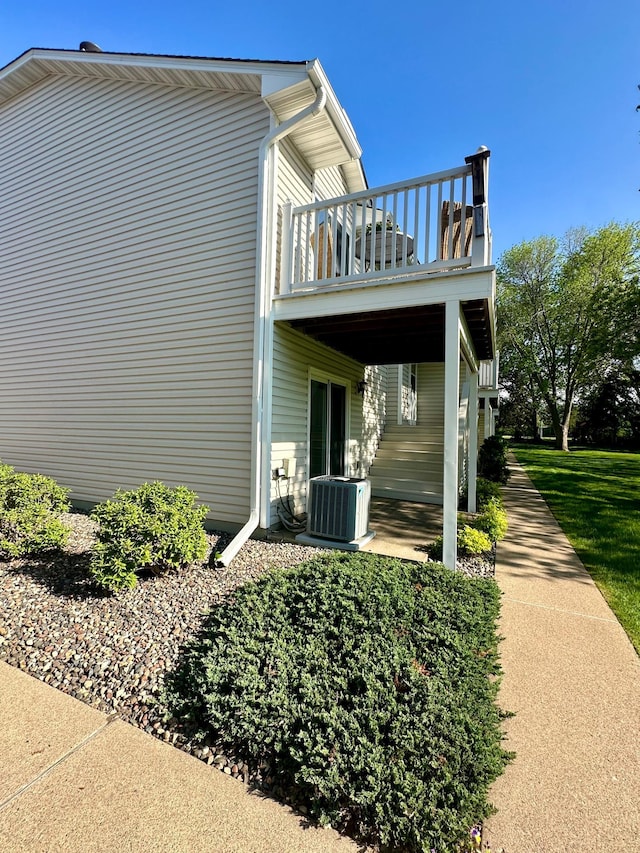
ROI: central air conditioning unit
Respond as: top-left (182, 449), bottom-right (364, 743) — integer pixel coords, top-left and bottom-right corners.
top-left (307, 476), bottom-right (371, 542)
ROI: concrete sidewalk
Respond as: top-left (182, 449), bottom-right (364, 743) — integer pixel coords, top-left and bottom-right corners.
top-left (485, 460), bottom-right (640, 852)
top-left (2, 464), bottom-right (639, 852)
top-left (0, 661), bottom-right (358, 852)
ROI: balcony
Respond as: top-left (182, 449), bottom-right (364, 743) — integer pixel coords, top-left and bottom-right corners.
top-left (280, 149), bottom-right (492, 298)
top-left (274, 149), bottom-right (495, 366)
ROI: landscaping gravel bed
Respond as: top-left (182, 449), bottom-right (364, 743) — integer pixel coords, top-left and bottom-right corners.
top-left (0, 511), bottom-right (494, 790)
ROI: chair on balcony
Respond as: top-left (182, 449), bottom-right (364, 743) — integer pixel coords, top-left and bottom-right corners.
top-left (440, 201), bottom-right (473, 260)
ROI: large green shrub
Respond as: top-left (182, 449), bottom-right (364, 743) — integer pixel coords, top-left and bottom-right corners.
top-left (472, 499), bottom-right (508, 543)
top-left (476, 477), bottom-right (503, 511)
top-left (0, 471), bottom-right (70, 558)
top-left (167, 553), bottom-right (509, 852)
top-left (478, 436), bottom-right (510, 484)
top-left (90, 482), bottom-right (209, 592)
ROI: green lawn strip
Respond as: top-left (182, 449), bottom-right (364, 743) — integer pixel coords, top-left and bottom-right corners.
top-left (512, 445), bottom-right (640, 653)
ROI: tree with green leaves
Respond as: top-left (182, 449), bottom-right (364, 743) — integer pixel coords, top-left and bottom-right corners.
top-left (497, 223), bottom-right (640, 450)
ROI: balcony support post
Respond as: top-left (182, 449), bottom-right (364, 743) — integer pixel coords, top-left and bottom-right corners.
top-left (443, 299), bottom-right (460, 569)
top-left (468, 370), bottom-right (479, 514)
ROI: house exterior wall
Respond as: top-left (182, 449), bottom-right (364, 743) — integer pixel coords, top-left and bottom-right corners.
top-left (0, 73), bottom-right (270, 527)
top-left (416, 363), bottom-right (445, 435)
top-left (269, 322), bottom-right (386, 523)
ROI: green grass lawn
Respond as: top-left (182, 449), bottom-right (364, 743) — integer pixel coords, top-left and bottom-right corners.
top-left (512, 445), bottom-right (640, 653)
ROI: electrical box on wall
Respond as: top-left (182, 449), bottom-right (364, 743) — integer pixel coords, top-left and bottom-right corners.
top-left (283, 457), bottom-right (296, 478)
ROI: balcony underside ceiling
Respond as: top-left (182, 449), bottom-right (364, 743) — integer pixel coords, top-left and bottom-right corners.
top-left (287, 299), bottom-right (492, 365)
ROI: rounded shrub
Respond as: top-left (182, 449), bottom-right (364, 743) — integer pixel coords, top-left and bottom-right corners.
top-left (478, 435), bottom-right (510, 484)
top-left (0, 471), bottom-right (70, 558)
top-left (89, 481), bottom-right (209, 592)
top-left (473, 498), bottom-right (508, 542)
top-left (426, 524), bottom-right (493, 561)
top-left (167, 553), bottom-right (510, 852)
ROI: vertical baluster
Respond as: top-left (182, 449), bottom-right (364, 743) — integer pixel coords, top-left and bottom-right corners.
top-left (291, 213), bottom-right (299, 286)
top-left (460, 174), bottom-right (467, 259)
top-left (360, 199), bottom-right (367, 272)
top-left (331, 203), bottom-right (339, 278)
top-left (391, 192), bottom-right (398, 270)
top-left (322, 206), bottom-right (330, 281)
top-left (447, 178), bottom-right (455, 260)
top-left (350, 200), bottom-right (358, 273)
top-left (402, 190), bottom-right (409, 266)
top-left (380, 194), bottom-right (387, 270)
top-left (436, 181), bottom-right (443, 260)
top-left (340, 201), bottom-right (348, 276)
top-left (413, 185), bottom-right (420, 265)
top-left (424, 183), bottom-right (431, 265)
top-left (304, 210), bottom-right (311, 284)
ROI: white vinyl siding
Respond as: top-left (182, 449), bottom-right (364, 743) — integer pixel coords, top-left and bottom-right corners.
top-left (274, 137), bottom-right (313, 294)
top-left (270, 322), bottom-right (386, 523)
top-left (312, 164), bottom-right (348, 203)
top-left (416, 363), bottom-right (445, 438)
top-left (0, 74), bottom-right (270, 527)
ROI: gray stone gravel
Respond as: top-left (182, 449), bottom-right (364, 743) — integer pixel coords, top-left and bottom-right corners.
top-left (0, 510), bottom-right (494, 792)
top-left (0, 511), bottom-right (328, 782)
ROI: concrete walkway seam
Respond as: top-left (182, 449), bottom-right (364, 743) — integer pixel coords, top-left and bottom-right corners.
top-left (0, 712), bottom-right (118, 813)
top-left (502, 596), bottom-right (619, 623)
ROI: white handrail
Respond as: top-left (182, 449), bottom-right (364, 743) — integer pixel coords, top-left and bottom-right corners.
top-left (285, 161), bottom-right (484, 292)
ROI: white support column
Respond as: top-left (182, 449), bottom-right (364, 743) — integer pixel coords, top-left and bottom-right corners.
top-left (485, 401), bottom-right (492, 439)
top-left (468, 371), bottom-right (479, 514)
top-left (443, 300), bottom-right (460, 569)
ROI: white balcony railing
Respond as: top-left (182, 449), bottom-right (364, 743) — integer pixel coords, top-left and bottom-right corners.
top-left (478, 352), bottom-right (500, 390)
top-left (280, 151), bottom-right (490, 294)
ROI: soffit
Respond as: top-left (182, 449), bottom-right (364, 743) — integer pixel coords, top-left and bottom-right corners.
top-left (264, 78), bottom-right (362, 176)
top-left (287, 300), bottom-right (493, 365)
top-left (0, 49), bottom-right (300, 107)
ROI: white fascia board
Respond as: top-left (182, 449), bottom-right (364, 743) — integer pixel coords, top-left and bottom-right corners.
top-left (273, 268), bottom-right (495, 322)
top-left (306, 59), bottom-right (362, 161)
top-left (1, 47), bottom-right (307, 84)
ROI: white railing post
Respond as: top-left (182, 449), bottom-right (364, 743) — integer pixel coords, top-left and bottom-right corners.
top-left (280, 200), bottom-right (293, 295)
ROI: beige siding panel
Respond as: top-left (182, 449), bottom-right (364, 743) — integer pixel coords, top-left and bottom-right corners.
top-left (274, 137), bottom-right (313, 294)
top-left (416, 363), bottom-right (445, 437)
top-left (0, 74), bottom-right (270, 525)
top-left (270, 323), bottom-right (387, 524)
top-left (313, 164), bottom-right (348, 202)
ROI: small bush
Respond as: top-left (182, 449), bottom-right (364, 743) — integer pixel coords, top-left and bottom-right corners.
top-left (458, 525), bottom-right (493, 554)
top-left (90, 481), bottom-right (209, 592)
top-left (476, 476), bottom-right (503, 511)
top-left (166, 553), bottom-right (509, 852)
top-left (427, 524), bottom-right (493, 561)
top-left (478, 435), bottom-right (510, 484)
top-left (472, 499), bottom-right (508, 543)
top-left (0, 471), bottom-right (70, 558)
top-left (0, 461), bottom-right (14, 481)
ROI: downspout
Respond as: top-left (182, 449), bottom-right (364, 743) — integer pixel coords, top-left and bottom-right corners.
top-left (218, 84), bottom-right (327, 566)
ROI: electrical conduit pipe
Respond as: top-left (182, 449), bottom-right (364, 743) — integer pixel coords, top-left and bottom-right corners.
top-left (218, 84), bottom-right (327, 566)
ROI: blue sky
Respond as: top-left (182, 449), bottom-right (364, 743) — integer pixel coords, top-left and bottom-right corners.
top-left (1, 0), bottom-right (638, 258)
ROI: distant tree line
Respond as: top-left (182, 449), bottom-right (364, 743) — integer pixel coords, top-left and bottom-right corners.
top-left (496, 223), bottom-right (640, 450)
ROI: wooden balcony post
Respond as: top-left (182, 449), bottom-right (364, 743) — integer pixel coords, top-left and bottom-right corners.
top-left (464, 147), bottom-right (491, 267)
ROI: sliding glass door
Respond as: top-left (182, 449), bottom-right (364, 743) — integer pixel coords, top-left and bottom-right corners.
top-left (309, 379), bottom-right (347, 479)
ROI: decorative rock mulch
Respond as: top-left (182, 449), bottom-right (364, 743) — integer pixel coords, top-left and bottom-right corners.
top-left (0, 512), bottom-right (495, 793)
